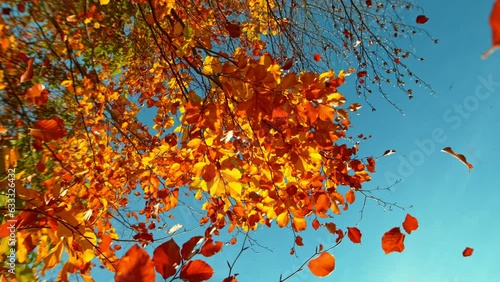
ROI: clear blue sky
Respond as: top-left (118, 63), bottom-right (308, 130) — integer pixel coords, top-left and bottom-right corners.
top-left (82, 1), bottom-right (500, 281)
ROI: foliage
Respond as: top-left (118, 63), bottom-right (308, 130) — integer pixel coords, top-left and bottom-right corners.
top-left (0, 0), bottom-right (460, 281)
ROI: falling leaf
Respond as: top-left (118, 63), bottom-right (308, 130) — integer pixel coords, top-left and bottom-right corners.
top-left (152, 239), bottom-right (182, 279)
top-left (416, 15), bottom-right (429, 24)
top-left (167, 223), bottom-right (182, 234)
top-left (345, 189), bottom-right (355, 204)
top-left (382, 227), bottom-right (405, 254)
top-left (179, 260), bottom-right (214, 281)
top-left (483, 0), bottom-right (500, 58)
top-left (20, 57), bottom-right (34, 83)
top-left (383, 149), bottom-right (396, 156)
top-left (347, 227), bottom-right (362, 244)
top-left (308, 252), bottom-right (335, 277)
top-left (312, 218), bottom-right (320, 230)
top-left (462, 247), bottom-right (474, 257)
top-left (295, 235), bottom-right (304, 246)
top-left (402, 214), bottom-right (419, 234)
top-left (441, 147), bottom-right (473, 171)
top-left (313, 54), bottom-right (321, 62)
top-left (115, 244), bottom-right (156, 282)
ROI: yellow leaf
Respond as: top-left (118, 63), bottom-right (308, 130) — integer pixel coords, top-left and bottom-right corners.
top-left (99, 0), bottom-right (110, 5)
top-left (202, 56), bottom-right (222, 75)
top-left (43, 240), bottom-right (64, 271)
top-left (277, 212), bottom-right (290, 227)
top-left (220, 168), bottom-right (242, 182)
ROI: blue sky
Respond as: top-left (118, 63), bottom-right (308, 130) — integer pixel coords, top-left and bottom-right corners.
top-left (82, 1), bottom-right (500, 281)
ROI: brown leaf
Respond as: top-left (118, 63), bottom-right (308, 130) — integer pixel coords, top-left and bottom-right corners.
top-left (441, 147), bottom-right (473, 171)
top-left (200, 239), bottom-right (223, 257)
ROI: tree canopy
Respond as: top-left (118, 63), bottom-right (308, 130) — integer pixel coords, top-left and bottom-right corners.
top-left (1, 0), bottom-right (490, 281)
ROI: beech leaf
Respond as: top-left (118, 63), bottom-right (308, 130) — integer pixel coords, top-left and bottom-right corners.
top-left (381, 227), bottom-right (405, 254)
top-left (402, 214), bottom-right (419, 234)
top-left (115, 244), bottom-right (156, 282)
top-left (179, 260), bottom-right (214, 282)
top-left (441, 147), bottom-right (473, 171)
top-left (308, 252), bottom-right (335, 277)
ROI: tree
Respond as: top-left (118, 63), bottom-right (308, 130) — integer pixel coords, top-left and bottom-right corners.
top-left (0, 0), bottom-right (436, 281)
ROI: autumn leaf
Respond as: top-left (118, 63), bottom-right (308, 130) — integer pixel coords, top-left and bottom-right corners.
top-left (312, 219), bottom-right (320, 230)
top-left (416, 15), bottom-right (429, 24)
top-left (402, 214), bottom-right (419, 234)
top-left (30, 116), bottom-right (67, 142)
top-left (347, 227), bottom-right (362, 244)
top-left (441, 147), bottom-right (473, 171)
top-left (462, 247), bottom-right (474, 257)
top-left (313, 54), bottom-right (321, 62)
top-left (152, 239), bottom-right (182, 279)
top-left (308, 252), bottom-right (335, 277)
top-left (181, 236), bottom-right (204, 260)
top-left (225, 22), bottom-right (241, 38)
top-left (200, 239), bottom-right (223, 257)
top-left (381, 227), bottom-right (405, 254)
top-left (295, 235), bottom-right (304, 246)
top-left (383, 149), bottom-right (396, 156)
top-left (115, 244), bottom-right (156, 282)
top-left (20, 57), bottom-right (34, 83)
top-left (179, 260), bottom-right (214, 282)
top-left (483, 0), bottom-right (500, 58)
top-left (345, 189), bottom-right (355, 204)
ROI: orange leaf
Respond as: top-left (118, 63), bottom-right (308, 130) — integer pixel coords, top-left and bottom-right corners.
top-left (335, 229), bottom-right (344, 243)
top-left (483, 0), bottom-right (500, 58)
top-left (308, 252), bottom-right (335, 277)
top-left (31, 116), bottom-right (67, 142)
top-left (381, 227), bottom-right (405, 254)
top-left (115, 244), bottom-right (156, 282)
top-left (345, 189), bottom-right (355, 204)
top-left (317, 104), bottom-right (334, 122)
top-left (402, 214), bottom-right (419, 234)
top-left (462, 247), bottom-right (474, 257)
top-left (292, 217), bottom-right (307, 232)
top-left (347, 227), bottom-right (362, 244)
top-left (179, 260), bottom-right (214, 282)
top-left (312, 219), bottom-right (320, 230)
top-left (366, 157), bottom-right (376, 173)
top-left (441, 147), bottom-right (473, 171)
top-left (313, 53), bottom-right (321, 62)
top-left (314, 193), bottom-right (330, 218)
top-left (20, 57), bottom-right (34, 83)
top-left (153, 239), bottom-right (182, 279)
top-left (181, 236), bottom-right (204, 260)
top-left (349, 160), bottom-right (364, 172)
top-left (200, 239), bottom-right (223, 257)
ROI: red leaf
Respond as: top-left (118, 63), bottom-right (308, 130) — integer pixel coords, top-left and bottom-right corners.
top-left (462, 247), bottom-right (474, 257)
top-left (416, 15), bottom-right (429, 24)
top-left (308, 252), bottom-right (335, 277)
top-left (281, 58), bottom-right (294, 70)
top-left (381, 227), bottom-right (405, 254)
top-left (295, 235), bottom-right (304, 246)
top-left (200, 239), bottom-right (223, 257)
top-left (20, 57), bottom-right (34, 83)
top-left (357, 71), bottom-right (367, 78)
top-left (483, 0), bottom-right (500, 58)
top-left (179, 260), bottom-right (214, 282)
top-left (312, 218), bottom-right (320, 230)
top-left (181, 236), bottom-right (204, 260)
top-left (335, 229), bottom-right (344, 243)
top-left (313, 53), bottom-right (321, 62)
top-left (152, 239), bottom-right (182, 279)
top-left (366, 157), bottom-right (376, 173)
top-left (402, 214), bottom-right (419, 234)
top-left (347, 227), bottom-right (362, 244)
top-left (115, 244), bottom-right (156, 282)
top-left (441, 147), bottom-right (473, 171)
top-left (30, 116), bottom-right (67, 142)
